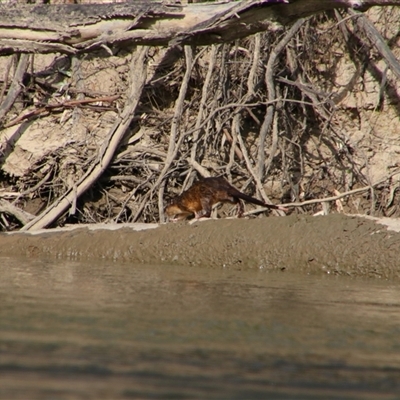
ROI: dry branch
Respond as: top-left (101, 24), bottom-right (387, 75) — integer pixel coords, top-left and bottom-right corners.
top-left (0, 1), bottom-right (399, 55)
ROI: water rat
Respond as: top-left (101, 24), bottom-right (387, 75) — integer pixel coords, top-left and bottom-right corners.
top-left (165, 176), bottom-right (287, 221)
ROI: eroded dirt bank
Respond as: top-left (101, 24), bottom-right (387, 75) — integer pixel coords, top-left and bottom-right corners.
top-left (1, 214), bottom-right (400, 279)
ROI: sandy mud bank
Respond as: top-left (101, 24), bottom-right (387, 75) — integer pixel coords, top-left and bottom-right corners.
top-left (1, 214), bottom-right (399, 279)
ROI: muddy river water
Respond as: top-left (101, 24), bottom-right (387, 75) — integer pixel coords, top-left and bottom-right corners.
top-left (1, 256), bottom-right (400, 399)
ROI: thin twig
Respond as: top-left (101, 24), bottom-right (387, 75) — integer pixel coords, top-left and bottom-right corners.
top-left (12, 164), bottom-right (54, 202)
top-left (5, 95), bottom-right (120, 128)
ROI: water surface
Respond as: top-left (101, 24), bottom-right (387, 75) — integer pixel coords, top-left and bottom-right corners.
top-left (1, 257), bottom-right (400, 399)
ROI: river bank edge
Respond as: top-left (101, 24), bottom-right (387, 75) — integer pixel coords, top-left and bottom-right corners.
top-left (1, 214), bottom-right (399, 279)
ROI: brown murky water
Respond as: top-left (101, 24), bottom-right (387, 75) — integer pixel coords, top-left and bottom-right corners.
top-left (1, 257), bottom-right (400, 399)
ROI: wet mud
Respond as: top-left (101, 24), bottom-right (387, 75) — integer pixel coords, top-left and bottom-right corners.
top-left (1, 214), bottom-right (400, 279)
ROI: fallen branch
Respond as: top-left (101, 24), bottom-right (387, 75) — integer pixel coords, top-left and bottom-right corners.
top-left (1, 1), bottom-right (400, 55)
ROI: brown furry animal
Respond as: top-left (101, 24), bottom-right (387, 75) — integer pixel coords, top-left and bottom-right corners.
top-left (165, 176), bottom-right (287, 221)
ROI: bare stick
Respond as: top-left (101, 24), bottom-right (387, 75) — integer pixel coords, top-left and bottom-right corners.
top-left (190, 45), bottom-right (217, 165)
top-left (157, 178), bottom-right (167, 223)
top-left (257, 18), bottom-right (307, 180)
top-left (0, 54), bottom-right (29, 123)
top-left (263, 110), bottom-right (280, 179)
top-left (163, 46), bottom-right (194, 174)
top-left (225, 34), bottom-right (259, 172)
top-left (349, 10), bottom-right (400, 79)
top-left (246, 33), bottom-right (261, 99)
top-left (223, 128), bottom-right (243, 162)
top-left (134, 46), bottom-right (195, 222)
top-left (0, 55), bottom-right (14, 106)
top-left (187, 158), bottom-right (211, 178)
top-left (234, 114), bottom-right (285, 216)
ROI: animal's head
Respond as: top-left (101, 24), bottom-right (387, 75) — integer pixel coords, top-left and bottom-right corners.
top-left (165, 203), bottom-right (193, 222)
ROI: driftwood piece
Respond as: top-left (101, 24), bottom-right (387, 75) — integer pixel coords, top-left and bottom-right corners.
top-left (0, 0), bottom-right (400, 55)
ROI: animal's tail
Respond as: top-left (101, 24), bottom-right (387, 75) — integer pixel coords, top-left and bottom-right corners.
top-left (232, 190), bottom-right (288, 211)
